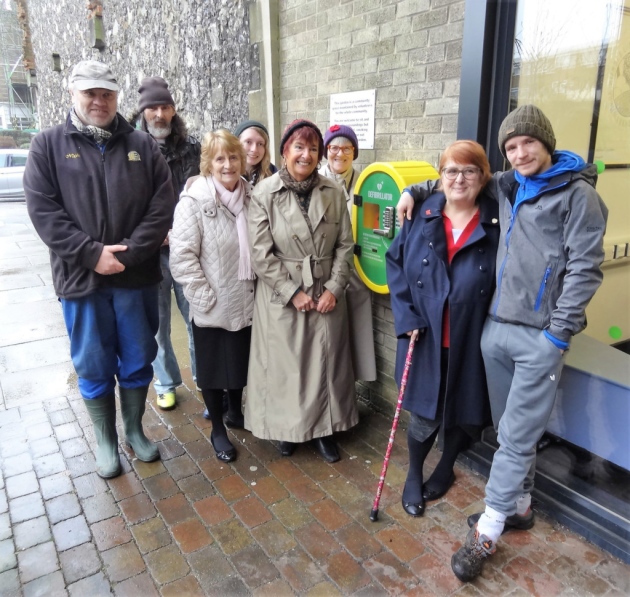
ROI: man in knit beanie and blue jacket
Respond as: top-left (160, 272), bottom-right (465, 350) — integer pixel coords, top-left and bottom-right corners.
top-left (397, 104), bottom-right (608, 582)
top-left (454, 105), bottom-right (609, 581)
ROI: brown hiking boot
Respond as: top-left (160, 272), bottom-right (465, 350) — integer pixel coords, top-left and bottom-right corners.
top-left (467, 509), bottom-right (535, 533)
top-left (451, 526), bottom-right (496, 582)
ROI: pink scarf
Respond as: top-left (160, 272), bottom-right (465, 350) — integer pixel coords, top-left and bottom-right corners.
top-left (212, 177), bottom-right (255, 280)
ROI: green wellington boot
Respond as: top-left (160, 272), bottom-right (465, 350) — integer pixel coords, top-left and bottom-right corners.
top-left (119, 386), bottom-right (160, 462)
top-left (83, 395), bottom-right (122, 478)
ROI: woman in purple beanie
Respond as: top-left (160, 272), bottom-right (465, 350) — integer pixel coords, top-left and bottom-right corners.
top-left (320, 124), bottom-right (377, 383)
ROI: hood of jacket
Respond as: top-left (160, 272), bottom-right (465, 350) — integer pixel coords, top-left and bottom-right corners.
top-left (502, 151), bottom-right (597, 209)
top-left (180, 175), bottom-right (252, 221)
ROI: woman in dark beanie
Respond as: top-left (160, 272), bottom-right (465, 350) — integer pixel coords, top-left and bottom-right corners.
top-left (234, 120), bottom-right (277, 186)
top-left (245, 119), bottom-right (357, 463)
top-left (320, 124), bottom-right (376, 383)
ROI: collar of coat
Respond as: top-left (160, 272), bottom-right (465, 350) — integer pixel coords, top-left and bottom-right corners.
top-left (412, 189), bottom-right (499, 264)
top-left (416, 188), bottom-right (499, 228)
top-left (64, 111), bottom-right (134, 143)
top-left (497, 164), bottom-right (597, 207)
top-left (266, 170), bottom-right (337, 194)
top-left (182, 175), bottom-right (252, 216)
top-left (264, 171), bottom-right (339, 234)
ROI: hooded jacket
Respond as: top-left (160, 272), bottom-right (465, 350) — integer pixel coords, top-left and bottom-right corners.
top-left (161, 134), bottom-right (201, 200)
top-left (130, 111), bottom-right (201, 198)
top-left (490, 152), bottom-right (608, 345)
top-left (24, 113), bottom-right (175, 299)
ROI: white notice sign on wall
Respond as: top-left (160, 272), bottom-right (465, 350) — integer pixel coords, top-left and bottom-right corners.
top-left (329, 89), bottom-right (376, 150)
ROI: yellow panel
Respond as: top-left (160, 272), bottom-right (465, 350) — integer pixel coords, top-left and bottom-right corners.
top-left (351, 161), bottom-right (439, 293)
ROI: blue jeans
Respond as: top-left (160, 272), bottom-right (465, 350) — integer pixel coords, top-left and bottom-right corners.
top-left (153, 248), bottom-right (196, 394)
top-left (61, 286), bottom-right (159, 399)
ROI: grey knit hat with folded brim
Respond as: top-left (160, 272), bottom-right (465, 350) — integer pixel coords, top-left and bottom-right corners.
top-left (498, 104), bottom-right (556, 158)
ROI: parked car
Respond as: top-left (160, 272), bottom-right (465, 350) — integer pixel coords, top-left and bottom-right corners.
top-left (0, 149), bottom-right (29, 200)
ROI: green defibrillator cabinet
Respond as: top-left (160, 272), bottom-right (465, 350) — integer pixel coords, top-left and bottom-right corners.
top-left (352, 161), bottom-right (439, 294)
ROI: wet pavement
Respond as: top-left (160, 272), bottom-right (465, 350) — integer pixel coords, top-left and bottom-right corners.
top-left (1, 200), bottom-right (629, 596)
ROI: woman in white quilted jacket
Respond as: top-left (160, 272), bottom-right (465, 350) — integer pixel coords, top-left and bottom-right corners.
top-left (170, 129), bottom-right (255, 463)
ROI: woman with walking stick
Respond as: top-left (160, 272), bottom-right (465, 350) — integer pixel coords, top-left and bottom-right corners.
top-left (385, 140), bottom-right (499, 517)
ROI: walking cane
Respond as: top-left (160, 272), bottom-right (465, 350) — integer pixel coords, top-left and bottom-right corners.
top-left (370, 335), bottom-right (416, 522)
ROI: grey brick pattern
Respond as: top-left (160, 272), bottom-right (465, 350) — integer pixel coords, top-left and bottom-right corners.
top-left (279, 0), bottom-right (464, 168)
top-left (279, 0), bottom-right (465, 408)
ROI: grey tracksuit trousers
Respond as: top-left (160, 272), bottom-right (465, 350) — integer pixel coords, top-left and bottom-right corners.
top-left (481, 318), bottom-right (565, 515)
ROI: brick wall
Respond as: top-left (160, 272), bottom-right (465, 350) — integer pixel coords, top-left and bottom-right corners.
top-left (278, 0), bottom-right (465, 410)
top-left (23, 0), bottom-right (250, 135)
top-left (278, 0), bottom-right (464, 169)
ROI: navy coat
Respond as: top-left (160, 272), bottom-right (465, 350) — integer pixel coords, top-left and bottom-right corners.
top-left (385, 190), bottom-right (499, 429)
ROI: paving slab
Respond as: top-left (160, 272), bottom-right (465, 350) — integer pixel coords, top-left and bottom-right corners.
top-left (0, 333), bottom-right (69, 375)
top-left (1, 361), bottom-right (77, 408)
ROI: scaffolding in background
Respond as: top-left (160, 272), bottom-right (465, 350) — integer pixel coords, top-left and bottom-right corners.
top-left (0, 2), bottom-right (35, 130)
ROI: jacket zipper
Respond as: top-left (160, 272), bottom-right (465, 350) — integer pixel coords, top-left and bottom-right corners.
top-left (534, 266), bottom-right (552, 311)
top-left (99, 143), bottom-right (111, 241)
top-left (491, 179), bottom-right (569, 317)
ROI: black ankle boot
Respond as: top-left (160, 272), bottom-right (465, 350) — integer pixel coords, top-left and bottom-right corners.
top-left (278, 441), bottom-right (296, 456)
top-left (313, 436), bottom-right (339, 463)
top-left (402, 428), bottom-right (437, 517)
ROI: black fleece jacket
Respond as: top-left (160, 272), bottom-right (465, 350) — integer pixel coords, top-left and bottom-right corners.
top-left (24, 113), bottom-right (175, 299)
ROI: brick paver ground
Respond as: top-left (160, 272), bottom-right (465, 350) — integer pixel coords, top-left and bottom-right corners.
top-left (1, 202), bottom-right (629, 596)
top-left (2, 387), bottom-right (630, 596)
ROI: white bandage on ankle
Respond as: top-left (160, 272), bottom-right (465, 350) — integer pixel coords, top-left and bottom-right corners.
top-left (477, 506), bottom-right (506, 543)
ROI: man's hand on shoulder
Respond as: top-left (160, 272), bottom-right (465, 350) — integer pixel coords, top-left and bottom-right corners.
top-left (397, 191), bottom-right (415, 226)
top-left (94, 245), bottom-right (128, 275)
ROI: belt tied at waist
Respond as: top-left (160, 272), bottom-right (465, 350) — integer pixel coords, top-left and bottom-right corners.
top-left (275, 253), bottom-right (333, 288)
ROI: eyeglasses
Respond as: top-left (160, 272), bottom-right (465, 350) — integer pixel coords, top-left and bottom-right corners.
top-left (328, 145), bottom-right (354, 155)
top-left (441, 167), bottom-right (481, 180)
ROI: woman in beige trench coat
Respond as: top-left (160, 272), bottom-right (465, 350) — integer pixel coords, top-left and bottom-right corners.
top-left (245, 119), bottom-right (358, 463)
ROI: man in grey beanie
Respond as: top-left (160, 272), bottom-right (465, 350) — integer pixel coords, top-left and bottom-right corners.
top-left (397, 104), bottom-right (608, 582)
top-left (130, 77), bottom-right (201, 411)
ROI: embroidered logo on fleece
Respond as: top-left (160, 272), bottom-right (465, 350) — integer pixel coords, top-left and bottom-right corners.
top-left (65, 153), bottom-right (80, 159)
top-left (128, 151), bottom-right (141, 162)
